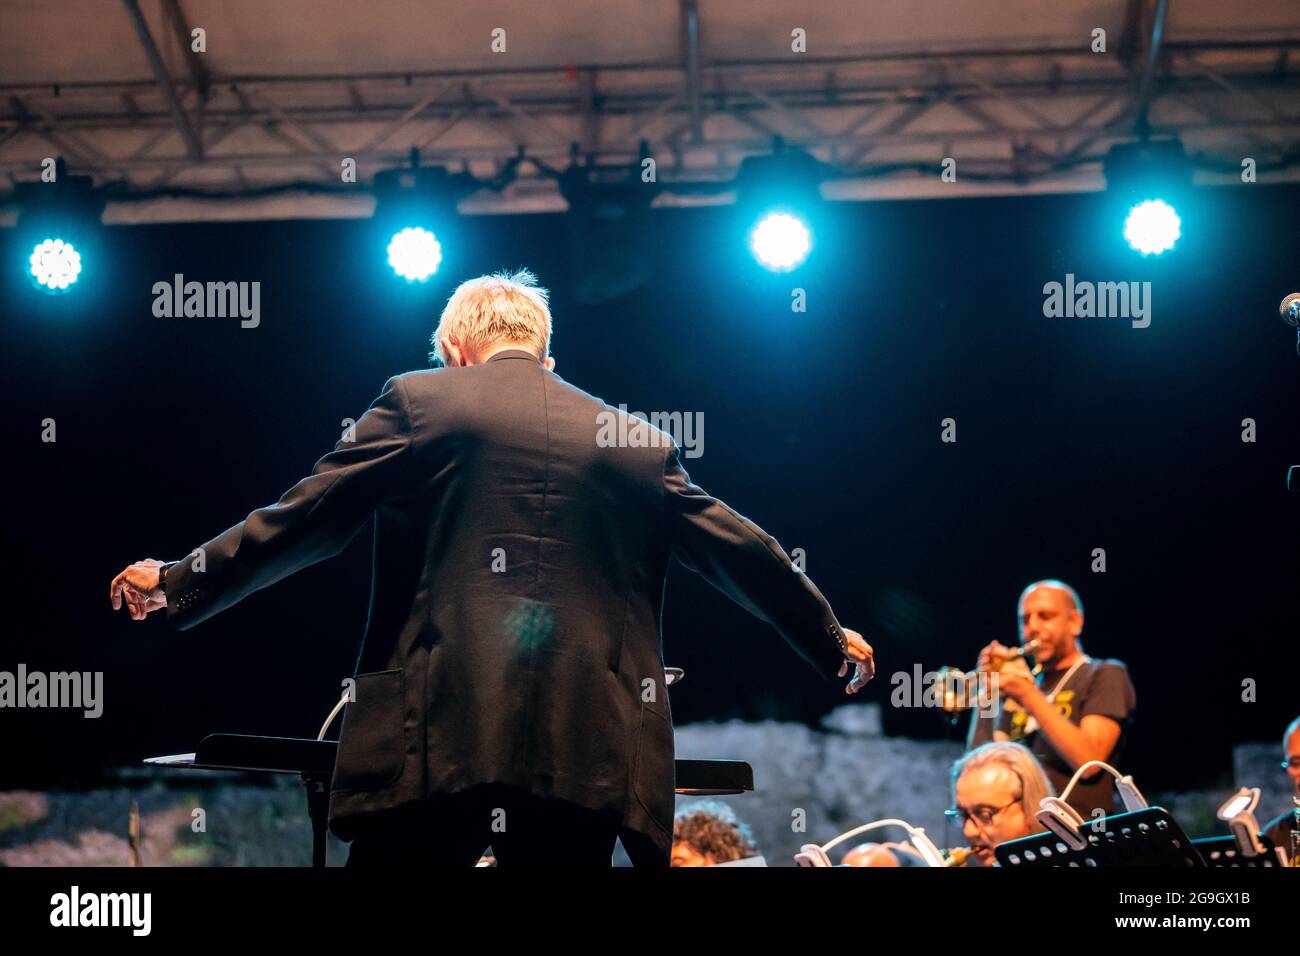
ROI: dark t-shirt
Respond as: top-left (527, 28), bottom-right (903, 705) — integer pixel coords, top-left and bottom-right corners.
top-left (971, 657), bottom-right (1137, 817)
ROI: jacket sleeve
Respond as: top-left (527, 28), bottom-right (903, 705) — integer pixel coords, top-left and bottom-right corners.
top-left (663, 443), bottom-right (849, 680)
top-left (164, 375), bottom-right (414, 630)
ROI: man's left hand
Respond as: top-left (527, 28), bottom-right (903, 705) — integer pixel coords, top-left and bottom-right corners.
top-left (996, 670), bottom-right (1040, 707)
top-left (110, 559), bottom-right (168, 621)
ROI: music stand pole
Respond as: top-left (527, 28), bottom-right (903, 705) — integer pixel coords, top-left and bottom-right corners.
top-left (302, 773), bottom-right (330, 869)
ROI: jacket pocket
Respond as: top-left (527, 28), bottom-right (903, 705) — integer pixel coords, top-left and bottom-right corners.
top-left (332, 668), bottom-right (406, 792)
top-left (631, 702), bottom-right (675, 836)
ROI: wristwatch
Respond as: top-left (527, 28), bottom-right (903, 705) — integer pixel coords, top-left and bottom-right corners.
top-left (159, 561), bottom-right (176, 598)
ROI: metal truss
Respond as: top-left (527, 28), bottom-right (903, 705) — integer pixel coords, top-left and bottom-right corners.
top-left (1, 0), bottom-right (1298, 218)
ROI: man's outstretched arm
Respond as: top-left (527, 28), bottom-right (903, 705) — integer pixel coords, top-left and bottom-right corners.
top-left (663, 444), bottom-right (874, 693)
top-left (110, 375), bottom-right (414, 630)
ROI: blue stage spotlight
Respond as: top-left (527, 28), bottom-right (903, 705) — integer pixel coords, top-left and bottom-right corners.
top-left (736, 143), bottom-right (825, 273)
top-left (1123, 199), bottom-right (1181, 256)
top-left (386, 226), bottom-right (443, 282)
top-left (749, 211), bottom-right (812, 271)
top-left (14, 160), bottom-right (104, 295)
top-left (29, 237), bottom-right (83, 292)
top-left (374, 165), bottom-right (474, 284)
top-left (1104, 140), bottom-right (1191, 257)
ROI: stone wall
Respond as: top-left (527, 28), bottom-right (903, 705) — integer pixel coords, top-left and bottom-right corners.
top-left (674, 703), bottom-right (963, 866)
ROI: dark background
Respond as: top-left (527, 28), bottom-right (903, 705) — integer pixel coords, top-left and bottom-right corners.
top-left (3, 183), bottom-right (1297, 796)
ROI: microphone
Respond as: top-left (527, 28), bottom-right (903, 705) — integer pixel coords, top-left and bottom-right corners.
top-left (1281, 293), bottom-right (1300, 356)
top-left (1280, 296), bottom-right (1300, 489)
top-left (1281, 293), bottom-right (1300, 327)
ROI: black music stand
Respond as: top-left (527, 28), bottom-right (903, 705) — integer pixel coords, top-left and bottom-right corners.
top-left (145, 734), bottom-right (338, 867)
top-left (994, 807), bottom-right (1205, 868)
top-left (146, 734), bottom-right (754, 867)
top-left (1191, 835), bottom-right (1287, 867)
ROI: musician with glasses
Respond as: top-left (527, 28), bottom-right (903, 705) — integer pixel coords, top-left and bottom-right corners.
top-left (948, 741), bottom-right (1055, 867)
top-left (1262, 715), bottom-right (1300, 860)
top-left (967, 579), bottom-right (1136, 816)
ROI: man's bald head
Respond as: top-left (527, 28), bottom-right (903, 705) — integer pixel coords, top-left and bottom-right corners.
top-left (1018, 579), bottom-right (1083, 616)
top-left (1016, 579), bottom-right (1084, 667)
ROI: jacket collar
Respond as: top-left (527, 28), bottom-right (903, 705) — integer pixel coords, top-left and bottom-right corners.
top-left (485, 349), bottom-right (542, 364)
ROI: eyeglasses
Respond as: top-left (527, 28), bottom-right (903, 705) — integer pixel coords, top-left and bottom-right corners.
top-left (1283, 758), bottom-right (1300, 771)
top-left (945, 797), bottom-right (1021, 828)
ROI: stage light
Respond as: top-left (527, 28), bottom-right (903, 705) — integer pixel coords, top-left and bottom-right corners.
top-left (735, 143), bottom-right (826, 273)
top-left (386, 226), bottom-right (442, 281)
top-left (374, 165), bottom-right (474, 284)
top-left (28, 237), bottom-right (83, 292)
top-left (558, 155), bottom-right (659, 305)
top-left (749, 211), bottom-right (812, 271)
top-left (1103, 140), bottom-right (1191, 257)
top-left (13, 160), bottom-right (105, 296)
top-left (1123, 199), bottom-right (1181, 256)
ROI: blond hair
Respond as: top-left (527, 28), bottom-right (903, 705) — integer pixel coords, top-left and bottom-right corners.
top-left (953, 742), bottom-right (1056, 834)
top-left (430, 268), bottom-right (552, 366)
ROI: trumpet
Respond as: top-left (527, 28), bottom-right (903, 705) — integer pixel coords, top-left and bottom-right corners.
top-left (943, 846), bottom-right (975, 868)
top-left (936, 639), bottom-right (1041, 714)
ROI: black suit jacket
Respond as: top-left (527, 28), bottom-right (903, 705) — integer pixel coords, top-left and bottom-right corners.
top-left (164, 349), bottom-right (850, 864)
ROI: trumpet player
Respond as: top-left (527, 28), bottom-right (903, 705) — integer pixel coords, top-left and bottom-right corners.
top-left (967, 580), bottom-right (1136, 816)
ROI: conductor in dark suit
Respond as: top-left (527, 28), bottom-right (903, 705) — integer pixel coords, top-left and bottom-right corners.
top-left (110, 269), bottom-right (874, 866)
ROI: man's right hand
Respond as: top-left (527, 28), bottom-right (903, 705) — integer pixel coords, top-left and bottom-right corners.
top-left (976, 640), bottom-right (1010, 674)
top-left (837, 628), bottom-right (875, 695)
